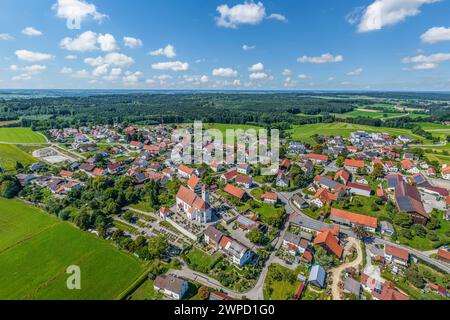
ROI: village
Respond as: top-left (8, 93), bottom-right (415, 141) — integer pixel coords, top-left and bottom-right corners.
top-left (13, 123), bottom-right (450, 301)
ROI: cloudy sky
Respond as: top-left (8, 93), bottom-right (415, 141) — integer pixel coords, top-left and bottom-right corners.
top-left (1, 0), bottom-right (450, 90)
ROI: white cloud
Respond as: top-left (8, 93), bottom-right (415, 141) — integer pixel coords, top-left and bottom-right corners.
top-left (22, 27), bottom-right (43, 36)
top-left (328, 76), bottom-right (335, 81)
top-left (15, 50), bottom-right (54, 62)
top-left (212, 68), bottom-right (238, 77)
top-left (183, 75), bottom-right (209, 85)
top-left (10, 64), bottom-right (46, 74)
top-left (65, 55), bottom-right (77, 60)
top-left (357, 0), bottom-right (440, 33)
top-left (103, 68), bottom-right (122, 81)
top-left (233, 79), bottom-right (242, 86)
top-left (216, 2), bottom-right (266, 28)
top-left (52, 0), bottom-right (107, 29)
top-left (341, 81), bottom-right (350, 85)
top-left (85, 52), bottom-right (134, 67)
top-left (298, 74), bottom-right (308, 79)
top-left (297, 53), bottom-right (343, 64)
top-left (92, 64), bottom-right (109, 77)
top-left (242, 44), bottom-right (256, 51)
top-left (282, 69), bottom-right (292, 76)
top-left (249, 72), bottom-right (272, 80)
top-left (0, 33), bottom-right (14, 40)
top-left (71, 69), bottom-right (90, 78)
top-left (60, 31), bottom-right (98, 52)
top-left (123, 36), bottom-right (143, 48)
top-left (401, 53), bottom-right (450, 70)
top-left (97, 33), bottom-right (117, 52)
top-left (151, 61), bottom-right (189, 71)
top-left (267, 13), bottom-right (287, 22)
top-left (249, 62), bottom-right (264, 72)
top-left (12, 74), bottom-right (32, 81)
top-left (421, 27), bottom-right (450, 43)
top-left (123, 71), bottom-right (143, 85)
top-left (22, 65), bottom-right (47, 74)
top-left (60, 67), bottom-right (73, 74)
top-left (347, 67), bottom-right (364, 76)
top-left (149, 44), bottom-right (176, 58)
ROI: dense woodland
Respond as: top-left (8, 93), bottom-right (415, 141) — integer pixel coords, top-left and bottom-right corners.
top-left (0, 92), bottom-right (449, 133)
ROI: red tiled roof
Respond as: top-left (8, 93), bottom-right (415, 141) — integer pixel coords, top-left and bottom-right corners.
top-left (331, 208), bottom-right (377, 229)
top-left (314, 230), bottom-right (343, 258)
top-left (60, 170), bottom-right (73, 178)
top-left (314, 189), bottom-right (337, 203)
top-left (442, 166), bottom-right (450, 175)
top-left (187, 175), bottom-right (201, 189)
top-left (307, 153), bottom-right (328, 161)
top-left (347, 182), bottom-right (372, 192)
top-left (385, 245), bottom-right (409, 261)
top-left (401, 159), bottom-right (413, 170)
top-left (261, 192), bottom-right (278, 201)
top-left (224, 184), bottom-right (246, 199)
top-left (178, 164), bottom-right (194, 175)
top-left (437, 248), bottom-right (450, 261)
top-left (345, 159), bottom-right (365, 168)
top-left (334, 169), bottom-right (350, 183)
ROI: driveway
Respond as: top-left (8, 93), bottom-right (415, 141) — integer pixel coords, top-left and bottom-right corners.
top-left (329, 237), bottom-right (363, 300)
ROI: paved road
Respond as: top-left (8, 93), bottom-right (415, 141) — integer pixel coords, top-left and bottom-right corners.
top-left (371, 237), bottom-right (450, 274)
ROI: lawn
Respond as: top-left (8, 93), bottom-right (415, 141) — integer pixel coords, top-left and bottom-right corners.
top-left (0, 198), bottom-right (145, 300)
top-left (0, 144), bottom-right (37, 171)
top-left (128, 279), bottom-right (163, 300)
top-left (288, 123), bottom-right (430, 145)
top-left (263, 263), bottom-right (300, 300)
top-left (332, 196), bottom-right (390, 221)
top-left (0, 127), bottom-right (46, 143)
top-left (185, 247), bottom-right (222, 272)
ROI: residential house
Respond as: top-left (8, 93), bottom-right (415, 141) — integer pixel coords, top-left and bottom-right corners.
top-left (306, 153), bottom-right (329, 164)
top-left (384, 245), bottom-right (409, 267)
top-left (282, 232), bottom-right (309, 255)
top-left (153, 275), bottom-right (189, 300)
top-left (219, 236), bottom-right (253, 267)
top-left (237, 163), bottom-right (251, 175)
top-left (335, 169), bottom-right (350, 185)
top-left (361, 273), bottom-right (409, 300)
top-left (261, 192), bottom-right (278, 204)
top-left (221, 170), bottom-right (238, 183)
top-left (275, 173), bottom-right (290, 188)
top-left (224, 184), bottom-right (246, 201)
top-left (314, 228), bottom-right (343, 258)
top-left (204, 226), bottom-right (224, 250)
top-left (442, 166), bottom-right (450, 180)
top-left (344, 159), bottom-right (365, 174)
top-left (235, 175), bottom-right (252, 189)
top-left (437, 247), bottom-right (450, 263)
top-left (292, 194), bottom-right (308, 209)
top-left (344, 278), bottom-right (361, 298)
top-left (178, 164), bottom-right (194, 179)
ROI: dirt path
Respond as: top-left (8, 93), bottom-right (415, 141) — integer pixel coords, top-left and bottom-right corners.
top-left (330, 237), bottom-right (363, 301)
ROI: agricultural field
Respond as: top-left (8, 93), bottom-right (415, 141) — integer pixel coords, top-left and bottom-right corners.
top-left (416, 122), bottom-right (450, 140)
top-left (0, 144), bottom-right (37, 171)
top-left (0, 127), bottom-right (46, 143)
top-left (0, 198), bottom-right (145, 300)
top-left (288, 123), bottom-right (430, 145)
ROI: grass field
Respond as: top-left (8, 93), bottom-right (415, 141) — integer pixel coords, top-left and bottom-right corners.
top-left (0, 144), bottom-right (37, 171)
top-left (0, 127), bottom-right (46, 143)
top-left (263, 264), bottom-right (300, 300)
top-left (185, 247), bottom-right (222, 271)
top-left (288, 123), bottom-right (430, 145)
top-left (0, 198), bottom-right (145, 300)
top-left (416, 122), bottom-right (450, 140)
top-left (425, 153), bottom-right (450, 165)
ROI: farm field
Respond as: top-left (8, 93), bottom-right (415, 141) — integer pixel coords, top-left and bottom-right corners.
top-left (288, 123), bottom-right (429, 145)
top-left (0, 144), bottom-right (37, 171)
top-left (0, 198), bottom-right (145, 300)
top-left (0, 127), bottom-right (46, 143)
top-left (416, 122), bottom-right (450, 140)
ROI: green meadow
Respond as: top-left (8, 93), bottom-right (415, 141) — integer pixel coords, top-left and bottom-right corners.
top-left (0, 127), bottom-right (46, 143)
top-left (0, 144), bottom-right (37, 171)
top-left (288, 123), bottom-right (429, 145)
top-left (0, 198), bottom-right (144, 300)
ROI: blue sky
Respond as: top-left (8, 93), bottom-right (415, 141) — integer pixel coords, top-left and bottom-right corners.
top-left (1, 0), bottom-right (450, 90)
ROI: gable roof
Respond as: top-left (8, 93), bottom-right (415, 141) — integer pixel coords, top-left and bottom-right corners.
top-left (394, 181), bottom-right (428, 218)
top-left (345, 159), bottom-right (365, 168)
top-left (385, 245), bottom-right (409, 261)
top-left (330, 208), bottom-right (378, 229)
top-left (178, 164), bottom-right (194, 175)
top-left (187, 175), bottom-right (201, 189)
top-left (314, 230), bottom-right (343, 258)
top-left (154, 275), bottom-right (186, 294)
top-left (224, 184), bottom-right (246, 199)
top-left (307, 153), bottom-right (328, 161)
top-left (347, 182), bottom-right (372, 192)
